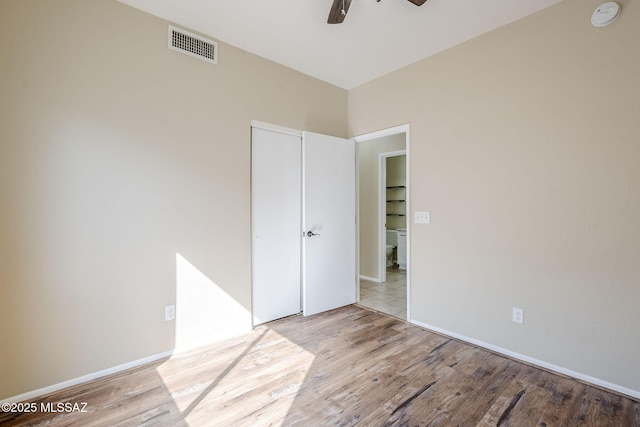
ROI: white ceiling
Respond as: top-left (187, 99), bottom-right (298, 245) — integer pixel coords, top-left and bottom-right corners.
top-left (118, 0), bottom-right (562, 89)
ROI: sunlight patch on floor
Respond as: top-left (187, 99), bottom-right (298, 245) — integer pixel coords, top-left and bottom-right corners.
top-left (155, 325), bottom-right (315, 424)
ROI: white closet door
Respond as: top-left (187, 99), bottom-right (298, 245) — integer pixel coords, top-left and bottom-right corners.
top-left (251, 127), bottom-right (301, 325)
top-left (302, 131), bottom-right (357, 316)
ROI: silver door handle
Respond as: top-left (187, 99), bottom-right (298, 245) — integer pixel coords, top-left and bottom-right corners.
top-left (306, 231), bottom-right (320, 237)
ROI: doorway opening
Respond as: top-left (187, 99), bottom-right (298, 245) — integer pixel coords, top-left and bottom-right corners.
top-left (355, 125), bottom-right (410, 321)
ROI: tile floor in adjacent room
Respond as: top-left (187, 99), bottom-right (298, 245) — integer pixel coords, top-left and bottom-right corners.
top-left (359, 266), bottom-right (407, 319)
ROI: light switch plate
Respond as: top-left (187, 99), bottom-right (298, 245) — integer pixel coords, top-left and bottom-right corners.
top-left (414, 211), bottom-right (430, 224)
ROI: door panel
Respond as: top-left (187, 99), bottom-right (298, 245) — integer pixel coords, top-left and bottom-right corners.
top-left (251, 127), bottom-right (301, 325)
top-left (302, 131), bottom-right (356, 316)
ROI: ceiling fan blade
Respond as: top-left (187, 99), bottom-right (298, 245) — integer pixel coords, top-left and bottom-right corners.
top-left (327, 0), bottom-right (352, 24)
top-left (407, 0), bottom-right (428, 5)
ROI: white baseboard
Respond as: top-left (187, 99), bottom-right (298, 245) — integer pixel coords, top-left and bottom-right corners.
top-left (410, 318), bottom-right (640, 400)
top-left (359, 275), bottom-right (381, 283)
top-left (1, 328), bottom-right (253, 405)
top-left (1, 350), bottom-right (174, 404)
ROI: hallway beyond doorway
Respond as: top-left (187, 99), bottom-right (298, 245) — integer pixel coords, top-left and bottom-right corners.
top-left (359, 267), bottom-right (407, 319)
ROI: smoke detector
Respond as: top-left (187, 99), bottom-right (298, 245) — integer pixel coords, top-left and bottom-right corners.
top-left (591, 2), bottom-right (621, 27)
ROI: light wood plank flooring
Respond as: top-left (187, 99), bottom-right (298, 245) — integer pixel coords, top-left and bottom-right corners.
top-left (360, 267), bottom-right (407, 319)
top-left (2, 305), bottom-right (638, 426)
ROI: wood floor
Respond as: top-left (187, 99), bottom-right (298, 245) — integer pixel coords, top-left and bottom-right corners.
top-left (2, 305), bottom-right (638, 426)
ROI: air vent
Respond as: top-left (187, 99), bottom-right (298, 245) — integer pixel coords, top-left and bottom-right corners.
top-left (168, 25), bottom-right (218, 64)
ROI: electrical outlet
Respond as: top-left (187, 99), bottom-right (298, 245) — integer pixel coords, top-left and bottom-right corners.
top-left (414, 211), bottom-right (430, 224)
top-left (165, 305), bottom-right (176, 321)
top-left (512, 307), bottom-right (524, 324)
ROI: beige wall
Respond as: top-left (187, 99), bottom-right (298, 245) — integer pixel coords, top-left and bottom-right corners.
top-left (350, 0), bottom-right (640, 393)
top-left (358, 134), bottom-right (405, 279)
top-left (0, 0), bottom-right (346, 399)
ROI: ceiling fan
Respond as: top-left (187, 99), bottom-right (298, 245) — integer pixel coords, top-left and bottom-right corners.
top-left (328, 0), bottom-right (428, 24)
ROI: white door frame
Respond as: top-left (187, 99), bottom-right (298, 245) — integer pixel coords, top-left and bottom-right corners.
top-left (354, 124), bottom-right (411, 321)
